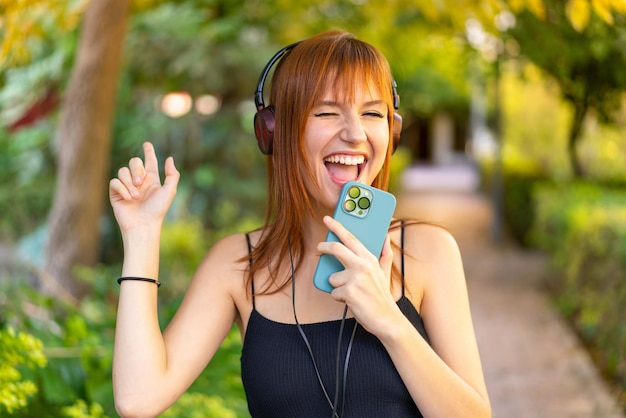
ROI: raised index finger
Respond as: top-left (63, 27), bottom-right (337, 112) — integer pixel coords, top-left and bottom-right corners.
top-left (142, 142), bottom-right (160, 178)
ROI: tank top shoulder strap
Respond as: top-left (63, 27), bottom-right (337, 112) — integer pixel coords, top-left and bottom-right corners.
top-left (400, 220), bottom-right (406, 298)
top-left (244, 233), bottom-right (256, 309)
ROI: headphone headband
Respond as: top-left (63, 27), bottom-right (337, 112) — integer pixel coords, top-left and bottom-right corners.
top-left (255, 42), bottom-right (301, 110)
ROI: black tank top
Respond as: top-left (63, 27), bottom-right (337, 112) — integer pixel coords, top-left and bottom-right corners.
top-left (241, 226), bottom-right (429, 417)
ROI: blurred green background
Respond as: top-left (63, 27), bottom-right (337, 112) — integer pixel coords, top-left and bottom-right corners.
top-left (1, 0), bottom-right (625, 416)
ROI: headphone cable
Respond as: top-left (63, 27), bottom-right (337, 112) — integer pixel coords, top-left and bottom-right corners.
top-left (288, 237), bottom-right (357, 418)
top-left (341, 320), bottom-right (358, 415)
top-left (332, 306), bottom-right (348, 418)
top-left (289, 237), bottom-right (338, 417)
top-left (332, 307), bottom-right (358, 418)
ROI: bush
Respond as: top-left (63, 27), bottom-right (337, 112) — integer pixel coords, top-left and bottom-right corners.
top-left (0, 218), bottom-right (248, 417)
top-left (59, 400), bottom-right (106, 418)
top-left (502, 171), bottom-right (549, 247)
top-left (1, 266), bottom-right (115, 417)
top-left (531, 182), bottom-right (626, 402)
top-left (0, 326), bottom-right (46, 416)
top-left (161, 393), bottom-right (237, 418)
top-left (389, 145), bottom-right (412, 194)
top-left (0, 124), bottom-right (56, 241)
top-left (480, 155), bottom-right (549, 246)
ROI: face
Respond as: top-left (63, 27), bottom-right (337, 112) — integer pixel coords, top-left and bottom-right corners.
top-left (302, 81), bottom-right (390, 211)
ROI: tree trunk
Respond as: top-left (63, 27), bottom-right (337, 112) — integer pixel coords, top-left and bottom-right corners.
top-left (567, 101), bottom-right (587, 178)
top-left (44, 0), bottom-right (130, 299)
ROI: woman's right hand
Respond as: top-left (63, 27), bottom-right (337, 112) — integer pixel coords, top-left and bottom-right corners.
top-left (109, 142), bottom-right (180, 234)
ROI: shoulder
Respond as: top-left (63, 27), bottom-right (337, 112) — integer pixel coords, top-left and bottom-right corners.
top-left (184, 232), bottom-right (256, 323)
top-left (193, 232), bottom-right (252, 289)
top-left (394, 221), bottom-right (465, 309)
top-left (198, 232), bottom-right (251, 271)
top-left (398, 221), bottom-right (462, 266)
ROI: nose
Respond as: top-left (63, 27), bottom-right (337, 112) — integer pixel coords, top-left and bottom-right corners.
top-left (340, 114), bottom-right (367, 145)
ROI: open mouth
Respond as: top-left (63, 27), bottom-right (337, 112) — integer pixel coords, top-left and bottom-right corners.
top-left (324, 154), bottom-right (366, 183)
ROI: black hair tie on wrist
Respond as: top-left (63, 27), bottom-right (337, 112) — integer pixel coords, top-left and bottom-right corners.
top-left (117, 277), bottom-right (161, 287)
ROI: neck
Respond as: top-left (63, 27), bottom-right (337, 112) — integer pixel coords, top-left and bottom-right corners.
top-left (301, 213), bottom-right (332, 253)
top-left (300, 195), bottom-right (336, 250)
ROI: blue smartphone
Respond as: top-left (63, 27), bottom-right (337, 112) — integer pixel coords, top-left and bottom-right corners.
top-left (313, 181), bottom-right (397, 293)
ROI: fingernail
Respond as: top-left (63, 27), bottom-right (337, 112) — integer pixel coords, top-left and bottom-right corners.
top-left (131, 190), bottom-right (139, 198)
top-left (133, 176), bottom-right (142, 185)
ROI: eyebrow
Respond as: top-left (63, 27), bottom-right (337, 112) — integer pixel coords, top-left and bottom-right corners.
top-left (313, 99), bottom-right (386, 107)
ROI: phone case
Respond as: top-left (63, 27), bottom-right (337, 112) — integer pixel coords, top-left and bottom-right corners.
top-left (313, 181), bottom-right (397, 293)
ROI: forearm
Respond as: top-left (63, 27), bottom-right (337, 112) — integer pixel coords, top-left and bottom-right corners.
top-left (380, 320), bottom-right (491, 418)
top-left (113, 227), bottom-right (174, 416)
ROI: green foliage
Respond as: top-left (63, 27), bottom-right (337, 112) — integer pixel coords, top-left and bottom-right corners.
top-left (388, 146), bottom-right (412, 194)
top-left (389, 29), bottom-right (472, 117)
top-left (59, 400), bottom-right (106, 418)
top-left (161, 218), bottom-right (209, 272)
top-left (505, 0), bottom-right (626, 176)
top-left (499, 61), bottom-right (626, 182)
top-left (185, 328), bottom-right (247, 417)
top-left (0, 0), bottom-right (82, 69)
top-left (578, 121), bottom-right (626, 181)
top-left (0, 266), bottom-right (116, 416)
top-left (479, 153), bottom-right (549, 246)
top-left (157, 218), bottom-right (211, 302)
top-left (531, 182), bottom-right (626, 400)
top-left (500, 64), bottom-right (572, 179)
top-left (161, 393), bottom-right (237, 418)
top-left (508, 1), bottom-right (626, 123)
top-left (123, 0), bottom-right (274, 98)
top-left (531, 182), bottom-right (626, 252)
top-left (1, 258), bottom-right (248, 417)
top-left (0, 326), bottom-right (46, 416)
top-left (0, 124), bottom-right (57, 240)
top-left (501, 172), bottom-right (546, 247)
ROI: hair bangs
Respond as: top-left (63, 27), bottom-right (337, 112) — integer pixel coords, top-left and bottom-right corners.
top-left (321, 47), bottom-right (394, 116)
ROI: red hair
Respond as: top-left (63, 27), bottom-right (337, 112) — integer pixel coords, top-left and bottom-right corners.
top-left (248, 30), bottom-right (397, 294)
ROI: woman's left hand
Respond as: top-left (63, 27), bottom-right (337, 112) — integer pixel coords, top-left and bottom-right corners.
top-left (317, 215), bottom-right (403, 335)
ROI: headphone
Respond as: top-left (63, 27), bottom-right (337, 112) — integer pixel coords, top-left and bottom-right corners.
top-left (253, 42), bottom-right (403, 155)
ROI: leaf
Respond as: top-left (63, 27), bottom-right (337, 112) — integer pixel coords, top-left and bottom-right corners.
top-left (610, 0), bottom-right (626, 13)
top-left (526, 0), bottom-right (547, 20)
top-left (592, 0), bottom-right (615, 24)
top-left (0, 0), bottom-right (86, 68)
top-left (508, 0), bottom-right (527, 13)
top-left (567, 0), bottom-right (591, 31)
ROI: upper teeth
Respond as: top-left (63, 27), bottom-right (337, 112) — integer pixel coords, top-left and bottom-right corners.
top-left (324, 155), bottom-right (365, 165)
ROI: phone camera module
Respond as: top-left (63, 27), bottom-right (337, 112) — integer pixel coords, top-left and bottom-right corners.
top-left (358, 197), bottom-right (371, 210)
top-left (344, 199), bottom-right (357, 212)
top-left (342, 184), bottom-right (373, 218)
top-left (348, 186), bottom-right (360, 198)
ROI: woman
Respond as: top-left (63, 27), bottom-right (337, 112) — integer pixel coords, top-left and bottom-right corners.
top-left (109, 30), bottom-right (491, 417)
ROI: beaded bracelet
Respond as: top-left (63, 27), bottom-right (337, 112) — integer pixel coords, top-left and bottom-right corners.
top-left (117, 277), bottom-right (161, 287)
